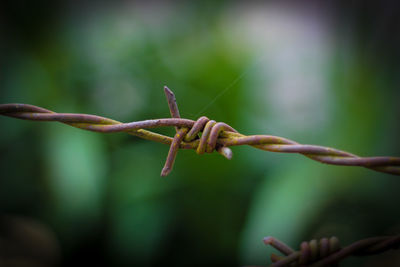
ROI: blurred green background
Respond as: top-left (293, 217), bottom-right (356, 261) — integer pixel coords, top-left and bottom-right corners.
top-left (1, 1), bottom-right (399, 266)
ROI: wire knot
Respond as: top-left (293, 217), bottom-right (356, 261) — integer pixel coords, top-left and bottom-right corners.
top-left (184, 116), bottom-right (236, 155)
top-left (161, 115), bottom-right (237, 176)
top-left (296, 237), bottom-right (340, 265)
top-left (263, 236), bottom-right (340, 266)
top-left (160, 86), bottom-right (237, 176)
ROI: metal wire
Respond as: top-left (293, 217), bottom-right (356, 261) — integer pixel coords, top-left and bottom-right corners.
top-left (0, 86), bottom-right (399, 176)
top-left (260, 235), bottom-right (400, 267)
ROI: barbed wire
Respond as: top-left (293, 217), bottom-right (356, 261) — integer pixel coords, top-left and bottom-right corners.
top-left (0, 86), bottom-right (399, 176)
top-left (254, 234), bottom-right (400, 266)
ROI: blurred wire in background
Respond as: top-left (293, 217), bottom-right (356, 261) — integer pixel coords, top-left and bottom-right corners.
top-left (0, 0), bottom-right (399, 266)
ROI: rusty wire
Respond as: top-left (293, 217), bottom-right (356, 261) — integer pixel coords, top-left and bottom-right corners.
top-left (258, 234), bottom-right (400, 267)
top-left (0, 86), bottom-right (399, 176)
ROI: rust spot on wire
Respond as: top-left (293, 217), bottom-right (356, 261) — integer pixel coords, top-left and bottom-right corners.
top-left (0, 87), bottom-right (399, 176)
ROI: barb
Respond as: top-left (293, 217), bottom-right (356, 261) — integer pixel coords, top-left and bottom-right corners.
top-left (161, 86), bottom-right (189, 176)
top-left (0, 86), bottom-right (399, 176)
top-left (261, 234), bottom-right (400, 267)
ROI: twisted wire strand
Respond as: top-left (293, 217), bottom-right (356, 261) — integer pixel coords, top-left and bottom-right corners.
top-left (0, 86), bottom-right (399, 176)
top-left (262, 235), bottom-right (400, 267)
